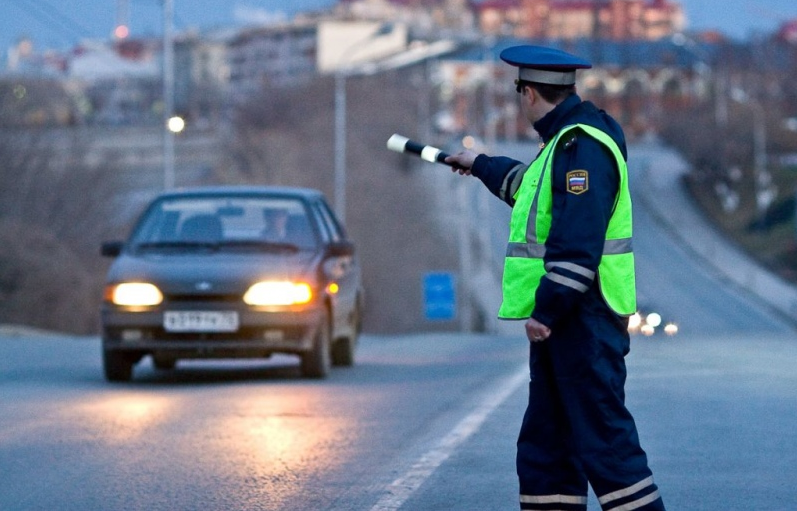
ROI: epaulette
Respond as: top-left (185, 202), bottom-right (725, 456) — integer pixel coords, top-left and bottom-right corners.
top-left (562, 134), bottom-right (578, 151)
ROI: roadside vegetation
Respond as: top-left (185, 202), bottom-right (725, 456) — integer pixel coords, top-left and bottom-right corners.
top-left (0, 69), bottom-right (459, 335)
top-left (658, 40), bottom-right (797, 283)
top-left (214, 70), bottom-right (461, 334)
top-left (0, 80), bottom-right (123, 333)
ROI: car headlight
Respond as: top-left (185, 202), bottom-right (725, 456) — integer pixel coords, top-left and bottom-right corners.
top-left (243, 281), bottom-right (313, 306)
top-left (106, 282), bottom-right (163, 307)
top-left (645, 312), bottom-right (662, 328)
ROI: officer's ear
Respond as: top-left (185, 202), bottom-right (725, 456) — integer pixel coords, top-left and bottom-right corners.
top-left (523, 85), bottom-right (537, 105)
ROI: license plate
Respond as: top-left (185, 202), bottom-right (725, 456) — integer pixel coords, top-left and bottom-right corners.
top-left (163, 311), bottom-right (239, 332)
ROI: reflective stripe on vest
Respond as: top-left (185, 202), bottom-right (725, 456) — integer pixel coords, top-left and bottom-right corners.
top-left (498, 124), bottom-right (636, 319)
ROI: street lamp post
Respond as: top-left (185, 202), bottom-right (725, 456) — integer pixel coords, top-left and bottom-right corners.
top-left (334, 69), bottom-right (347, 223)
top-left (731, 87), bottom-right (775, 221)
top-left (751, 102), bottom-right (775, 220)
top-left (753, 104), bottom-right (767, 184)
top-left (671, 33), bottom-right (726, 125)
top-left (163, 0), bottom-right (175, 190)
top-left (332, 23), bottom-right (393, 224)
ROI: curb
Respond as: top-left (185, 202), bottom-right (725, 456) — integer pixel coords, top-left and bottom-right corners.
top-left (0, 324), bottom-right (74, 338)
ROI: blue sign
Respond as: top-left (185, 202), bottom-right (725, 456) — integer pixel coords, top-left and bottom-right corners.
top-left (423, 272), bottom-right (456, 321)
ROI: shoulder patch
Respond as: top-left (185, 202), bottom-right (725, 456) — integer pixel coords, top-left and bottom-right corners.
top-left (566, 170), bottom-right (588, 195)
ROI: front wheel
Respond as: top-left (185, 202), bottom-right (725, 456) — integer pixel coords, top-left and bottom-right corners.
top-left (331, 306), bottom-right (359, 367)
top-left (103, 349), bottom-right (134, 382)
top-left (331, 337), bottom-right (355, 366)
top-left (301, 310), bottom-right (331, 378)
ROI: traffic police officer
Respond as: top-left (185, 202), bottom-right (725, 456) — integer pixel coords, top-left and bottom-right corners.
top-left (446, 45), bottom-right (665, 511)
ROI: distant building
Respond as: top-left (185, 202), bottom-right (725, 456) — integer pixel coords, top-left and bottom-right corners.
top-left (777, 19), bottom-right (797, 44)
top-left (68, 39), bottom-right (160, 81)
top-left (474, 0), bottom-right (685, 41)
top-left (5, 38), bottom-right (36, 73)
top-left (4, 38), bottom-right (68, 76)
top-left (335, 0), bottom-right (683, 41)
top-left (66, 39), bottom-right (162, 125)
top-left (226, 21), bottom-right (318, 101)
top-left (435, 37), bottom-right (715, 138)
top-left (0, 76), bottom-right (77, 126)
top-left (174, 30), bottom-right (233, 122)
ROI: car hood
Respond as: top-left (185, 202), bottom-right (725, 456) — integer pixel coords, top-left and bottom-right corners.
top-left (106, 250), bottom-right (321, 295)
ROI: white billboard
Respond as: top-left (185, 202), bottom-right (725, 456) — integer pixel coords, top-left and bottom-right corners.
top-left (317, 20), bottom-right (408, 74)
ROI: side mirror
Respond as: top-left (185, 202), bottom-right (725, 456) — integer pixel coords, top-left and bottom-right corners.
top-left (101, 241), bottom-right (124, 258)
top-left (327, 240), bottom-right (354, 257)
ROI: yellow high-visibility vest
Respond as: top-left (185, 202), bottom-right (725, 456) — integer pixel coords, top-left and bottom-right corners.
top-left (498, 124), bottom-right (636, 319)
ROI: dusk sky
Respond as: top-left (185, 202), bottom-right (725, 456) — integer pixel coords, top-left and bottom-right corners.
top-left (1, 0), bottom-right (795, 57)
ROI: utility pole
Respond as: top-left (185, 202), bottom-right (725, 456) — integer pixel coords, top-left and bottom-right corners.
top-left (590, 0), bottom-right (603, 64)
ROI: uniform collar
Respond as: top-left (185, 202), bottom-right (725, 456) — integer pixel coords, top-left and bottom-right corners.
top-left (533, 94), bottom-right (582, 144)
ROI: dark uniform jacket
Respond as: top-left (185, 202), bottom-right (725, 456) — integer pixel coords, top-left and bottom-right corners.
top-left (470, 94), bottom-right (628, 328)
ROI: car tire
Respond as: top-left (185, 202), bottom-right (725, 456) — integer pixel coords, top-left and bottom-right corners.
top-left (301, 309), bottom-right (331, 378)
top-left (103, 349), bottom-right (134, 382)
top-left (331, 338), bottom-right (354, 366)
top-left (331, 307), bottom-right (359, 367)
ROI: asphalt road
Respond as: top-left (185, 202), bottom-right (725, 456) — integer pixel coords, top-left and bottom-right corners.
top-left (0, 332), bottom-right (530, 511)
top-left (1, 141), bottom-right (796, 510)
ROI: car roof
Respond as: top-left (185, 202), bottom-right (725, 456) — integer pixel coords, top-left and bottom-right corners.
top-left (154, 185), bottom-right (325, 201)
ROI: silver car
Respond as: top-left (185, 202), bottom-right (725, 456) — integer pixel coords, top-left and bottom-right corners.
top-left (100, 186), bottom-right (364, 381)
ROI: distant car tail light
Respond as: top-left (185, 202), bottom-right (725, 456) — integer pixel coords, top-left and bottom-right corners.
top-left (107, 282), bottom-right (163, 307)
top-left (627, 312), bottom-right (642, 332)
top-left (243, 281), bottom-right (313, 306)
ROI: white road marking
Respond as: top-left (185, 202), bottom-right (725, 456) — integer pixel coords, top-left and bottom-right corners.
top-left (370, 364), bottom-right (529, 511)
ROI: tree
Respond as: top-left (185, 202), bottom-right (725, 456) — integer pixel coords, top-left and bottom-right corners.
top-left (0, 82), bottom-right (124, 334)
top-left (216, 69), bottom-right (462, 333)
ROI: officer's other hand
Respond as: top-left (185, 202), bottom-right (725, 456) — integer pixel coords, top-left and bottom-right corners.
top-left (445, 150), bottom-right (478, 175)
top-left (525, 318), bottom-right (551, 343)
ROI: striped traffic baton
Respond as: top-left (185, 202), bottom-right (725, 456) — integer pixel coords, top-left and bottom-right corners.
top-left (386, 134), bottom-right (453, 166)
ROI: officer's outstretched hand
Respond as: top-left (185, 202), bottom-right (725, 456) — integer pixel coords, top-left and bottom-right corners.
top-left (445, 150), bottom-right (478, 176)
top-left (525, 318), bottom-right (551, 343)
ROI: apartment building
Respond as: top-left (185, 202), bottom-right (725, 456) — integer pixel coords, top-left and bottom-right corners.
top-left (475, 0), bottom-right (685, 41)
top-left (226, 21), bottom-right (319, 101)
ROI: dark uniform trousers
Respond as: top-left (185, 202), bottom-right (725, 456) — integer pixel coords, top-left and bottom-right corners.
top-left (517, 304), bottom-right (665, 511)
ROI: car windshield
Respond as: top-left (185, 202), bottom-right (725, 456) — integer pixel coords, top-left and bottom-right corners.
top-left (129, 196), bottom-right (318, 251)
